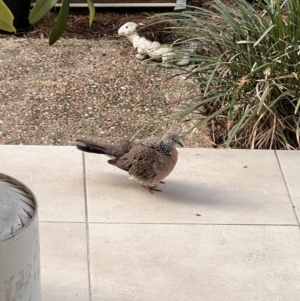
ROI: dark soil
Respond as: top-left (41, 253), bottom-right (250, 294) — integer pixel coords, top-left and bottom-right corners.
top-left (1, 1), bottom-right (206, 41)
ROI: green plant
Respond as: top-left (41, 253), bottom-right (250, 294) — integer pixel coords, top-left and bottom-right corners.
top-left (0, 0), bottom-right (16, 32)
top-left (157, 0), bottom-right (300, 149)
top-left (29, 0), bottom-right (95, 45)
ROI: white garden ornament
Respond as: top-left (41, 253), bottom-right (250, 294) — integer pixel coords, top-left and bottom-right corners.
top-left (118, 22), bottom-right (197, 66)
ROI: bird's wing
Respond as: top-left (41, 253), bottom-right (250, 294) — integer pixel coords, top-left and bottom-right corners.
top-left (108, 144), bottom-right (168, 180)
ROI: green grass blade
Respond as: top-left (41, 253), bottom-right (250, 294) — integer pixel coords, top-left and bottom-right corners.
top-left (204, 62), bottom-right (221, 97)
top-left (257, 85), bottom-right (273, 113)
top-left (225, 106), bottom-right (252, 148)
top-left (294, 97), bottom-right (300, 114)
top-left (185, 102), bottom-right (236, 137)
top-left (292, 117), bottom-right (300, 146)
top-left (253, 25), bottom-right (276, 47)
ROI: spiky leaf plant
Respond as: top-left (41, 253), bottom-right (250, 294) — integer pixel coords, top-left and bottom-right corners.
top-left (158, 0), bottom-right (300, 149)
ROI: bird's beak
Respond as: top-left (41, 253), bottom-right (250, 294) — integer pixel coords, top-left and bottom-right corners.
top-left (177, 141), bottom-right (184, 147)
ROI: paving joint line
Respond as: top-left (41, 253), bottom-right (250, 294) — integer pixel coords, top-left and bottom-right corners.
top-left (83, 152), bottom-right (93, 301)
top-left (275, 150), bottom-right (300, 228)
top-left (39, 221), bottom-right (86, 223)
top-left (38, 221), bottom-right (297, 226)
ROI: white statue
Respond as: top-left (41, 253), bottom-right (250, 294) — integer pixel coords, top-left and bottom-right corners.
top-left (118, 22), bottom-right (197, 66)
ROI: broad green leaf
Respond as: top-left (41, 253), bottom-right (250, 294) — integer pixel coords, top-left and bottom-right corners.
top-left (87, 0), bottom-right (95, 27)
top-left (49, 0), bottom-right (70, 46)
top-left (30, 0), bottom-right (59, 24)
top-left (0, 0), bottom-right (16, 33)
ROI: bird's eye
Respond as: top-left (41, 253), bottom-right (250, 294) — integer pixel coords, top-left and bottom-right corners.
top-left (126, 26), bottom-right (128, 28)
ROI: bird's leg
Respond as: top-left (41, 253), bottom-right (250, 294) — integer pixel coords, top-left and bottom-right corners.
top-left (147, 185), bottom-right (162, 193)
top-left (141, 185), bottom-right (162, 193)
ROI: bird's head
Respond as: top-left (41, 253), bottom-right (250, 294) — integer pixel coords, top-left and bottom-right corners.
top-left (163, 132), bottom-right (183, 147)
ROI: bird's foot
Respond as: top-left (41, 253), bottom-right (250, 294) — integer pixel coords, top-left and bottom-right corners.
top-left (142, 185), bottom-right (162, 193)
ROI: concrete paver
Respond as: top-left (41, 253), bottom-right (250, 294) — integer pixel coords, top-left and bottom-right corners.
top-left (39, 222), bottom-right (89, 301)
top-left (89, 223), bottom-right (300, 301)
top-left (0, 146), bottom-right (85, 222)
top-left (85, 149), bottom-right (297, 225)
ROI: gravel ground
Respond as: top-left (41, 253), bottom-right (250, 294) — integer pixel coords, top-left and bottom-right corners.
top-left (0, 36), bottom-right (212, 147)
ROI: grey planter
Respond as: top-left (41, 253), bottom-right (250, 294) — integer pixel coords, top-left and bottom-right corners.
top-left (0, 173), bottom-right (41, 301)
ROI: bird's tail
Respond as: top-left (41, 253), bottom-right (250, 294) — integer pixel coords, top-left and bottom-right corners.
top-left (75, 139), bottom-right (111, 155)
top-left (75, 138), bottom-right (133, 158)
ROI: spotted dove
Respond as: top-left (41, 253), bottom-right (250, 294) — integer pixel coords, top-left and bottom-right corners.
top-left (75, 133), bottom-right (183, 192)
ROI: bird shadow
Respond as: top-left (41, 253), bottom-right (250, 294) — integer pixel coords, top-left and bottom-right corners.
top-left (154, 179), bottom-right (237, 208)
top-left (88, 171), bottom-right (250, 210)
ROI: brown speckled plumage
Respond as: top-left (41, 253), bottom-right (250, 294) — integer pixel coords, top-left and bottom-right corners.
top-left (75, 133), bottom-right (183, 192)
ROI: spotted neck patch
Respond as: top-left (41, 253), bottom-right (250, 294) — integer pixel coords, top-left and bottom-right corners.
top-left (152, 141), bottom-right (171, 156)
